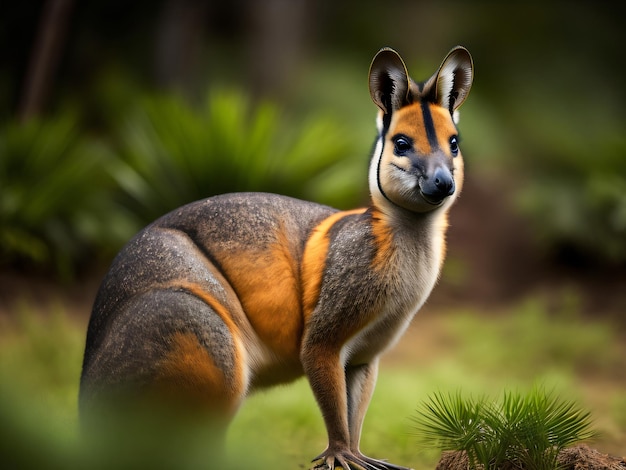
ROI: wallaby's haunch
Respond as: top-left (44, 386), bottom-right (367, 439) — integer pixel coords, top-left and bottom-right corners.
top-left (80, 46), bottom-right (473, 470)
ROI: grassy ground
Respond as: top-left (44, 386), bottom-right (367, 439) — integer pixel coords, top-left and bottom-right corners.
top-left (0, 290), bottom-right (624, 469)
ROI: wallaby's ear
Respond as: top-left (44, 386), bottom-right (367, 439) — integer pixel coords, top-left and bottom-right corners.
top-left (369, 48), bottom-right (411, 115)
top-left (432, 46), bottom-right (473, 114)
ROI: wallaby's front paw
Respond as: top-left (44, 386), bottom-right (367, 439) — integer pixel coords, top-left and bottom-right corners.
top-left (311, 448), bottom-right (367, 470)
top-left (311, 449), bottom-right (413, 470)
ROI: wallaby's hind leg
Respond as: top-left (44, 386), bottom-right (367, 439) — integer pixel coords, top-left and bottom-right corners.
top-left (150, 296), bottom-right (246, 423)
top-left (80, 288), bottom-right (247, 433)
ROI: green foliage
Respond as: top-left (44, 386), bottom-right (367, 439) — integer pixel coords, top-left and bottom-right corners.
top-left (110, 89), bottom-right (366, 225)
top-left (0, 114), bottom-right (137, 277)
top-left (412, 391), bottom-right (486, 463)
top-left (412, 388), bottom-right (597, 470)
top-left (0, 89), bottom-right (368, 275)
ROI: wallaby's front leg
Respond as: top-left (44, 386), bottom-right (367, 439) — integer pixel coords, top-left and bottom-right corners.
top-left (303, 344), bottom-right (412, 470)
top-left (302, 343), bottom-right (370, 470)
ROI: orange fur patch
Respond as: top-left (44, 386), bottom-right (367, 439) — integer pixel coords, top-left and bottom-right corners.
top-left (301, 209), bottom-right (365, 320)
top-left (252, 229), bottom-right (303, 356)
top-left (155, 331), bottom-right (239, 415)
top-left (429, 105), bottom-right (460, 155)
top-left (391, 104), bottom-right (431, 154)
top-left (173, 283), bottom-right (245, 406)
top-left (390, 102), bottom-right (459, 158)
top-left (220, 226), bottom-right (304, 359)
top-left (368, 208), bottom-right (396, 272)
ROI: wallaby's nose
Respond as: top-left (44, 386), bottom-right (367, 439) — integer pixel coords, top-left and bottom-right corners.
top-left (422, 167), bottom-right (455, 203)
top-left (434, 167), bottom-right (455, 196)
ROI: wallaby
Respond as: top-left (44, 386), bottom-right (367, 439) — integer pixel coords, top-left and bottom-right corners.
top-left (80, 46), bottom-right (473, 470)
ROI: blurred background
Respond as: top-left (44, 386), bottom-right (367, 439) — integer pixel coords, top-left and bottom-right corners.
top-left (0, 0), bottom-right (624, 468)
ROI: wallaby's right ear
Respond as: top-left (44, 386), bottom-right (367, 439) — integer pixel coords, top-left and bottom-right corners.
top-left (369, 48), bottom-right (411, 115)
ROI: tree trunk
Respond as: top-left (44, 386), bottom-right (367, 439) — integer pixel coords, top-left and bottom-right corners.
top-left (18, 0), bottom-right (74, 121)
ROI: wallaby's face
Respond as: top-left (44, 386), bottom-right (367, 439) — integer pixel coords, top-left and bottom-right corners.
top-left (369, 47), bottom-right (473, 213)
top-left (377, 101), bottom-right (463, 212)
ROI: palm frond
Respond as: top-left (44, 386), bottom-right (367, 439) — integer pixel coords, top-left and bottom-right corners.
top-left (412, 387), bottom-right (597, 470)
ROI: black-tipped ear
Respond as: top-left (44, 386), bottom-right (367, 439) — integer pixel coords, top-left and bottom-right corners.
top-left (368, 48), bottom-right (411, 115)
top-left (433, 46), bottom-right (474, 113)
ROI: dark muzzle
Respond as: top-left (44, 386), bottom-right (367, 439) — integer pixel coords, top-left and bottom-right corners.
top-left (421, 166), bottom-right (455, 204)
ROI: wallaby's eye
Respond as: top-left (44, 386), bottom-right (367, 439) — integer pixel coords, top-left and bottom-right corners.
top-left (393, 135), bottom-right (413, 156)
top-left (450, 136), bottom-right (459, 157)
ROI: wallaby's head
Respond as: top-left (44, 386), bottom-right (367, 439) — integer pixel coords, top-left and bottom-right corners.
top-left (368, 46), bottom-right (473, 214)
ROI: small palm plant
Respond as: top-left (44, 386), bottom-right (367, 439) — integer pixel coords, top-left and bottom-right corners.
top-left (412, 388), bottom-right (597, 470)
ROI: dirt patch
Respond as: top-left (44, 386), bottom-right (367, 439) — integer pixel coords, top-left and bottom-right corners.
top-left (436, 444), bottom-right (626, 470)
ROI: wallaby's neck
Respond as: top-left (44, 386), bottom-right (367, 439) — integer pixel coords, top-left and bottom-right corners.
top-left (371, 195), bottom-right (451, 239)
top-left (367, 197), bottom-right (451, 281)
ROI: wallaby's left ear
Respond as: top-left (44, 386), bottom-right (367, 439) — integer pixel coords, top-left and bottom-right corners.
top-left (369, 48), bottom-right (411, 115)
top-left (433, 46), bottom-right (474, 114)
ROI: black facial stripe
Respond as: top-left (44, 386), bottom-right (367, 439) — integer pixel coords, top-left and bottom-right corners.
top-left (420, 101), bottom-right (439, 150)
top-left (376, 137), bottom-right (392, 203)
top-left (376, 106), bottom-right (393, 203)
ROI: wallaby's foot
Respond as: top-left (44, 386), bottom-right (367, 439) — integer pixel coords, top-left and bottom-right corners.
top-left (311, 449), bottom-right (413, 470)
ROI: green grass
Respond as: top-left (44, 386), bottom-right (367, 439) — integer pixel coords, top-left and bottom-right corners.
top-left (0, 303), bottom-right (83, 468)
top-left (442, 296), bottom-right (623, 378)
top-left (0, 297), bottom-right (623, 469)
